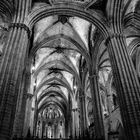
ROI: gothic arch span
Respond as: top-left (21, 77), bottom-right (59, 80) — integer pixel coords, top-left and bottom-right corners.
top-left (33, 60), bottom-right (81, 88)
top-left (128, 38), bottom-right (140, 55)
top-left (38, 86), bottom-right (66, 100)
top-left (30, 34), bottom-right (91, 66)
top-left (37, 90), bottom-right (68, 107)
top-left (38, 99), bottom-right (67, 116)
top-left (34, 77), bottom-right (73, 99)
top-left (27, 3), bottom-right (109, 38)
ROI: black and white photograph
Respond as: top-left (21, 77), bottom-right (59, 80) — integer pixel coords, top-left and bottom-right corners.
top-left (0, 0), bottom-right (139, 140)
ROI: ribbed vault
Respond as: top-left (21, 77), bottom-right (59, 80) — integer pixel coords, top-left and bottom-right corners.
top-left (28, 13), bottom-right (112, 138)
top-left (25, 0), bottom-right (140, 139)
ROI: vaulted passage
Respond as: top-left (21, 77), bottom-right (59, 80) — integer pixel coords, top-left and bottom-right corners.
top-left (0, 0), bottom-right (140, 140)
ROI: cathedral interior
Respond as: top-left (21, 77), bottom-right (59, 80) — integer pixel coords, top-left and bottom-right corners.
top-left (0, 0), bottom-right (140, 140)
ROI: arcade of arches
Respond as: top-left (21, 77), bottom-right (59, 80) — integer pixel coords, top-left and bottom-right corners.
top-left (0, 0), bottom-right (140, 140)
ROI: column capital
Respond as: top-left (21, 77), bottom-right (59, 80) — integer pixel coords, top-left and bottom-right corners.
top-left (105, 33), bottom-right (125, 46)
top-left (9, 23), bottom-right (31, 38)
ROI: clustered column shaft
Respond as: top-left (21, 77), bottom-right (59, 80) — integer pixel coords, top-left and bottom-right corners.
top-left (89, 71), bottom-right (105, 140)
top-left (0, 0), bottom-right (31, 139)
top-left (78, 89), bottom-right (87, 139)
top-left (0, 25), bottom-right (30, 139)
top-left (12, 71), bottom-right (31, 137)
top-left (105, 34), bottom-right (140, 140)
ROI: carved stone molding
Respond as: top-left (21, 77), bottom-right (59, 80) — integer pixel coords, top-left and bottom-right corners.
top-left (105, 33), bottom-right (125, 46)
top-left (9, 23), bottom-right (31, 39)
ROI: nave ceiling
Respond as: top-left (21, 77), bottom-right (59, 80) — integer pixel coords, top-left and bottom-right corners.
top-left (29, 12), bottom-right (111, 125)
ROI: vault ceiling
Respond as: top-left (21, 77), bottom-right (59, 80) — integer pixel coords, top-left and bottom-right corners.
top-left (30, 14), bottom-right (112, 122)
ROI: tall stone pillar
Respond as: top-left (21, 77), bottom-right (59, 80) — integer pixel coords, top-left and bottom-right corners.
top-left (79, 89), bottom-right (87, 139)
top-left (71, 107), bottom-right (79, 138)
top-left (88, 72), bottom-right (105, 140)
top-left (65, 118), bottom-right (69, 138)
top-left (67, 113), bottom-right (72, 138)
top-left (79, 94), bottom-right (83, 139)
top-left (54, 124), bottom-right (57, 138)
top-left (23, 93), bottom-right (33, 137)
top-left (0, 0), bottom-right (31, 139)
top-left (71, 109), bottom-right (75, 138)
top-left (105, 0), bottom-right (140, 139)
top-left (33, 98), bottom-right (38, 136)
top-left (105, 32), bottom-right (140, 139)
top-left (67, 93), bottom-right (72, 138)
top-left (39, 120), bottom-right (43, 138)
top-left (88, 30), bottom-right (105, 140)
top-left (12, 68), bottom-right (31, 137)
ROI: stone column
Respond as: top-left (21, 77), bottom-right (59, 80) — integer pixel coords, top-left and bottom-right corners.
top-left (75, 108), bottom-right (80, 138)
top-left (39, 120), bottom-right (43, 138)
top-left (72, 108), bottom-right (79, 138)
top-left (65, 118), bottom-right (69, 138)
top-left (88, 28), bottom-right (105, 140)
top-left (54, 124), bottom-right (57, 138)
top-left (67, 113), bottom-right (72, 138)
top-left (12, 69), bottom-right (31, 137)
top-left (20, 89), bottom-right (33, 136)
top-left (106, 0), bottom-right (140, 139)
top-left (0, 0), bottom-right (31, 139)
top-left (105, 33), bottom-right (140, 140)
top-left (71, 108), bottom-right (75, 138)
top-left (33, 98), bottom-right (38, 136)
top-left (68, 93), bottom-right (72, 138)
top-left (79, 94), bottom-right (83, 139)
top-left (41, 121), bottom-right (44, 138)
top-left (79, 89), bottom-right (87, 139)
top-left (88, 72), bottom-right (105, 140)
top-left (23, 93), bottom-right (33, 137)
